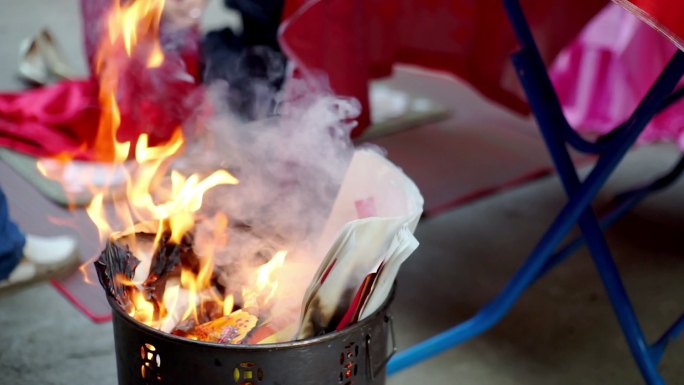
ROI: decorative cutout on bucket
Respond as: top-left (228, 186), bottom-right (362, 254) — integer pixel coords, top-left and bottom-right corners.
top-left (234, 361), bottom-right (264, 384)
top-left (140, 343), bottom-right (162, 384)
top-left (338, 342), bottom-right (358, 384)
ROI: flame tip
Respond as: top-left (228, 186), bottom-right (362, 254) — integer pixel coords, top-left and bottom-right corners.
top-left (75, 0), bottom-right (257, 335)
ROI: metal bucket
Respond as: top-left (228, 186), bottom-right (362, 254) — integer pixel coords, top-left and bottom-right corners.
top-left (108, 290), bottom-right (395, 385)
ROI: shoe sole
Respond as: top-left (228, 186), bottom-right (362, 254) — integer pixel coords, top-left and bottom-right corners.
top-left (0, 251), bottom-right (81, 294)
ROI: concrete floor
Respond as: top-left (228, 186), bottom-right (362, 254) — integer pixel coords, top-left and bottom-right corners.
top-left (0, 1), bottom-right (683, 385)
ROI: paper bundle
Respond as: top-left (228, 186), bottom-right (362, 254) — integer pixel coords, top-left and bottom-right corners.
top-left (296, 148), bottom-right (423, 339)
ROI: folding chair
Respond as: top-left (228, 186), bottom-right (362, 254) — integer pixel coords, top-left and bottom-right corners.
top-left (386, 1), bottom-right (684, 384)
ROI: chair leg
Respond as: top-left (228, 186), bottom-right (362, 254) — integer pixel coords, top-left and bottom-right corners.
top-left (613, 154), bottom-right (684, 204)
top-left (503, 1), bottom-right (684, 382)
top-left (388, 117), bottom-right (651, 374)
top-left (651, 312), bottom-right (684, 363)
top-left (388, 1), bottom-right (684, 378)
top-left (577, 209), bottom-right (665, 384)
top-left (388, 165), bottom-right (615, 374)
top-left (535, 154), bottom-right (684, 281)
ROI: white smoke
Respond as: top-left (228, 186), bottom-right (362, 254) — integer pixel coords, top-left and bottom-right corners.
top-left (173, 81), bottom-right (360, 325)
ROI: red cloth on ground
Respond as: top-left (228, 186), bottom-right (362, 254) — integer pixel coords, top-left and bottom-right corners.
top-left (280, 0), bottom-right (608, 137)
top-left (0, 56), bottom-right (200, 160)
top-left (0, 81), bottom-right (98, 159)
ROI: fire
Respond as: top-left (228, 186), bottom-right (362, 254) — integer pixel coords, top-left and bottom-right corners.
top-left (81, 0), bottom-right (241, 248)
top-left (43, 0), bottom-right (291, 343)
top-left (120, 249), bottom-right (288, 334)
top-left (81, 0), bottom-right (228, 246)
top-left (256, 250), bottom-right (287, 304)
top-left (94, 0), bottom-right (165, 162)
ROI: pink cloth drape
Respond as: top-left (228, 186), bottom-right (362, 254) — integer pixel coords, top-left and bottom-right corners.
top-left (550, 3), bottom-right (684, 149)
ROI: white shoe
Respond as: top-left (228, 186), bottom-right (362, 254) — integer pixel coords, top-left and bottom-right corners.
top-left (18, 37), bottom-right (49, 85)
top-left (17, 29), bottom-right (77, 85)
top-left (36, 29), bottom-right (77, 80)
top-left (0, 234), bottom-right (79, 290)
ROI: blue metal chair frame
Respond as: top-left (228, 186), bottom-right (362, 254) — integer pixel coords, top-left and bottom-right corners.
top-left (386, 1), bottom-right (684, 383)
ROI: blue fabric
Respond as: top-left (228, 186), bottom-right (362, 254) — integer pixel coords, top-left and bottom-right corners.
top-left (0, 186), bottom-right (25, 280)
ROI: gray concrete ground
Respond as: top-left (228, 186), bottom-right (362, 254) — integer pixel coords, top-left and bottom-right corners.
top-left (0, 1), bottom-right (683, 385)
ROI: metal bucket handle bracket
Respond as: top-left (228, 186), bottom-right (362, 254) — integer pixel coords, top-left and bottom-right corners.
top-left (366, 314), bottom-right (397, 380)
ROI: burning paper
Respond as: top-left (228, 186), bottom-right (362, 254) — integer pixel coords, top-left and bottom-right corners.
top-left (67, 0), bottom-right (289, 343)
top-left (189, 310), bottom-right (257, 344)
top-left (70, 0), bottom-right (424, 345)
top-left (96, 227), bottom-right (288, 336)
top-left (95, 148), bottom-right (423, 344)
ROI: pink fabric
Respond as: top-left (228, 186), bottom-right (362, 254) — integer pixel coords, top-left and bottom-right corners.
top-left (550, 3), bottom-right (684, 148)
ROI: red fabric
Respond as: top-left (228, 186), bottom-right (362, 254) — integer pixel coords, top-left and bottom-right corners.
top-left (0, 0), bottom-right (201, 161)
top-left (0, 81), bottom-right (98, 159)
top-left (615, 0), bottom-right (684, 50)
top-left (280, 0), bottom-right (607, 137)
top-left (0, 62), bottom-right (199, 161)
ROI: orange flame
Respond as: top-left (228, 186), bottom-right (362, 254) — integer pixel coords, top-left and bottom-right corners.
top-left (129, 250), bottom-right (287, 332)
top-left (82, 0), bottom-right (239, 244)
top-left (256, 250), bottom-right (287, 304)
top-left (54, 0), bottom-right (289, 336)
top-left (94, 0), bottom-right (165, 162)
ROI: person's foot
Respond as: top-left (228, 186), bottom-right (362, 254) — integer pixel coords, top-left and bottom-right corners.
top-left (0, 234), bottom-right (79, 290)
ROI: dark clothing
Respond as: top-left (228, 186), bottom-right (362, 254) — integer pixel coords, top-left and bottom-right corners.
top-left (225, 0), bottom-right (284, 48)
top-left (202, 0), bottom-right (287, 120)
top-left (0, 188), bottom-right (25, 280)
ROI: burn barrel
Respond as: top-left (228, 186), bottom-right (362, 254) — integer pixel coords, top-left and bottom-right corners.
top-left (108, 292), bottom-right (395, 385)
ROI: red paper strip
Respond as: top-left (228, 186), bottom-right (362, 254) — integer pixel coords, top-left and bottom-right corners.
top-left (335, 272), bottom-right (377, 331)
